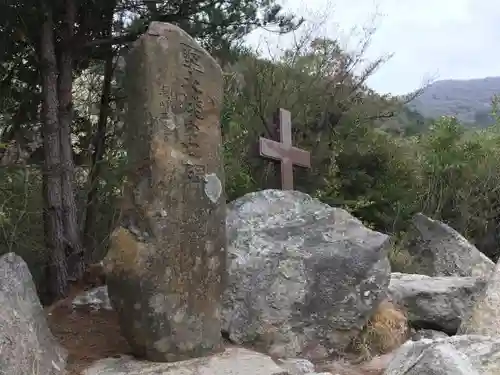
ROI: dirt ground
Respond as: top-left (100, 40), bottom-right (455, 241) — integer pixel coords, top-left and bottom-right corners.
top-left (46, 304), bottom-right (389, 375)
top-left (47, 305), bottom-right (132, 375)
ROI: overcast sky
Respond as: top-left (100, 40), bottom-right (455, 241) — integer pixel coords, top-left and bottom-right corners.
top-left (244, 0), bottom-right (500, 95)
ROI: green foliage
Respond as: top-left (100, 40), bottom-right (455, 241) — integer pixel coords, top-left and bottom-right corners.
top-left (0, 0), bottom-right (302, 294)
top-left (415, 116), bottom-right (500, 258)
top-left (0, 167), bottom-right (46, 283)
top-left (330, 124), bottom-right (421, 232)
top-left (220, 38), bottom-right (397, 199)
top-left (2, 0), bottom-right (500, 289)
top-left (220, 41), bottom-right (500, 262)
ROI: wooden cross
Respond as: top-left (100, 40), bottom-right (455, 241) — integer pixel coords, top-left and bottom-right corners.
top-left (259, 108), bottom-right (311, 190)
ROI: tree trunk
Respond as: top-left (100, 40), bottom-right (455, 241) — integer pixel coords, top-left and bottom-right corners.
top-left (82, 2), bottom-right (116, 263)
top-left (40, 7), bottom-right (69, 300)
top-left (83, 52), bottom-right (114, 262)
top-left (58, 0), bottom-right (85, 280)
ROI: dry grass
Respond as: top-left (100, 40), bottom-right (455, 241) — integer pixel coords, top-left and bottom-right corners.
top-left (317, 300), bottom-right (407, 375)
top-left (350, 300), bottom-right (409, 361)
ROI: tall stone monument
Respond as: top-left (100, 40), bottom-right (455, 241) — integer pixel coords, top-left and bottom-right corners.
top-left (103, 22), bottom-right (226, 362)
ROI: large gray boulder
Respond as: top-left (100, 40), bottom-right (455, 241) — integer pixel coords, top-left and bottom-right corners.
top-left (388, 273), bottom-right (486, 334)
top-left (222, 189), bottom-right (391, 359)
top-left (0, 252), bottom-right (67, 375)
top-left (407, 213), bottom-right (494, 278)
top-left (384, 335), bottom-right (500, 375)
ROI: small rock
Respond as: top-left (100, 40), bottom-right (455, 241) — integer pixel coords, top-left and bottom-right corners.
top-left (72, 286), bottom-right (112, 311)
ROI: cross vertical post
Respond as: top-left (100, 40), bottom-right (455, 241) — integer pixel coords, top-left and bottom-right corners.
top-left (259, 108), bottom-right (311, 190)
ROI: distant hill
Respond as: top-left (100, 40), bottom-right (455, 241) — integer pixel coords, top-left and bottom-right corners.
top-left (379, 106), bottom-right (432, 136)
top-left (407, 76), bottom-right (500, 127)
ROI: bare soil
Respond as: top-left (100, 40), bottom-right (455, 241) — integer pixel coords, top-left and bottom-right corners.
top-left (46, 304), bottom-right (390, 375)
top-left (47, 305), bottom-right (131, 375)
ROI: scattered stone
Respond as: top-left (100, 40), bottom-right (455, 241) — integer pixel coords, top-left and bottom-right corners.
top-left (72, 285), bottom-right (112, 311)
top-left (0, 252), bottom-right (67, 375)
top-left (388, 273), bottom-right (486, 333)
top-left (407, 213), bottom-right (494, 278)
top-left (83, 347), bottom-right (289, 375)
top-left (459, 258), bottom-right (500, 336)
top-left (104, 21), bottom-right (226, 362)
top-left (222, 189), bottom-right (391, 359)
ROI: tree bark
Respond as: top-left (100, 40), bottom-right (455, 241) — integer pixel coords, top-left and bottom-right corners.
top-left (40, 7), bottom-right (69, 300)
top-left (83, 52), bottom-right (114, 262)
top-left (58, 0), bottom-right (85, 280)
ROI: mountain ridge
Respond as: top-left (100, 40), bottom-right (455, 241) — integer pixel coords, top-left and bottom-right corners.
top-left (406, 76), bottom-right (500, 127)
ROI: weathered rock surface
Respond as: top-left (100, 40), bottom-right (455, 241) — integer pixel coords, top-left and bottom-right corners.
top-left (0, 252), bottom-right (67, 375)
top-left (407, 213), bottom-right (494, 278)
top-left (459, 257), bottom-right (500, 336)
top-left (104, 21), bottom-right (226, 362)
top-left (277, 358), bottom-right (315, 375)
top-left (318, 352), bottom-right (396, 375)
top-left (410, 329), bottom-right (449, 341)
top-left (384, 335), bottom-right (500, 375)
top-left (222, 189), bottom-right (391, 359)
top-left (83, 347), bottom-right (289, 375)
top-left (388, 273), bottom-right (486, 333)
top-left (385, 341), bottom-right (479, 375)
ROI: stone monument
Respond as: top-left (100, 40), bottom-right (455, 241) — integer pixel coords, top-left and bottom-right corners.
top-left (103, 22), bottom-right (226, 362)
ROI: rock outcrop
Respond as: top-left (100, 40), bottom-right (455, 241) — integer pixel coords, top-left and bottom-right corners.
top-left (0, 252), bottom-right (67, 375)
top-left (222, 189), bottom-right (391, 359)
top-left (459, 257), bottom-right (500, 336)
top-left (384, 335), bottom-right (500, 375)
top-left (388, 273), bottom-right (486, 333)
top-left (407, 213), bottom-right (494, 278)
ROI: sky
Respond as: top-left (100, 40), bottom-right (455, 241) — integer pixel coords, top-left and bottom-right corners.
top-left (244, 0), bottom-right (500, 95)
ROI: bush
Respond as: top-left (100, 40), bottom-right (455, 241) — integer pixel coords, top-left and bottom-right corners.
top-left (416, 117), bottom-right (500, 259)
top-left (324, 123), bottom-right (422, 234)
